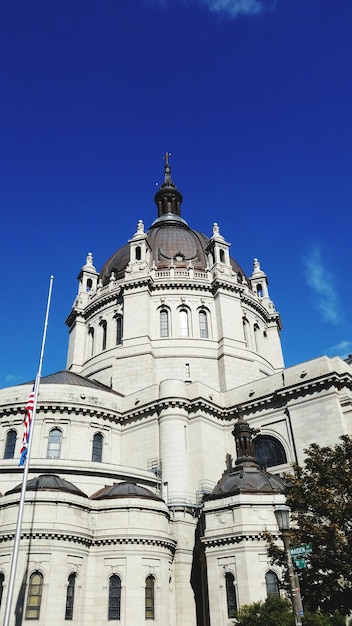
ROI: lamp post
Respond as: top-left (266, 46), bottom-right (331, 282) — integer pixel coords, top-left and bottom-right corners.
top-left (274, 505), bottom-right (304, 626)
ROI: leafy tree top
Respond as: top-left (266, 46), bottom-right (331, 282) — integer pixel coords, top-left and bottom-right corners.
top-left (269, 435), bottom-right (352, 616)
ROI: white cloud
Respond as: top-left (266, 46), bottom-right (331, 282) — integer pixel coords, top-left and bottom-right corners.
top-left (327, 340), bottom-right (352, 360)
top-left (201, 0), bottom-right (277, 18)
top-left (146, 0), bottom-right (280, 18)
top-left (303, 246), bottom-right (340, 325)
top-left (5, 374), bottom-right (23, 384)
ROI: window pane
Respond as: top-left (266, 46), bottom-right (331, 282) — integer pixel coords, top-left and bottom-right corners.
top-left (253, 435), bottom-right (287, 468)
top-left (145, 576), bottom-right (155, 620)
top-left (160, 310), bottom-right (169, 337)
top-left (225, 573), bottom-right (237, 618)
top-left (47, 428), bottom-right (62, 459)
top-left (179, 310), bottom-right (189, 337)
top-left (4, 430), bottom-right (17, 459)
top-left (101, 321), bottom-right (107, 351)
top-left (266, 571), bottom-right (279, 596)
top-left (116, 317), bottom-right (123, 345)
top-left (108, 575), bottom-right (121, 620)
top-left (199, 311), bottom-right (208, 338)
top-left (25, 572), bottom-right (43, 620)
top-left (65, 574), bottom-right (76, 620)
top-left (92, 433), bottom-right (103, 462)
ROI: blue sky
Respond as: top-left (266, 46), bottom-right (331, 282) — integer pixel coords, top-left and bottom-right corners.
top-left (1, 0), bottom-right (351, 388)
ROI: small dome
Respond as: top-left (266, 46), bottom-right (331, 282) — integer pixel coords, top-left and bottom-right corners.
top-left (208, 463), bottom-right (284, 500)
top-left (90, 481), bottom-right (162, 501)
top-left (5, 474), bottom-right (88, 498)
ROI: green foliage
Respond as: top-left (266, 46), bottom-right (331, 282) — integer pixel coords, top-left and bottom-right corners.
top-left (235, 594), bottom-right (294, 626)
top-left (302, 611), bottom-right (346, 626)
top-left (269, 435), bottom-right (352, 617)
top-left (235, 595), bottom-right (347, 626)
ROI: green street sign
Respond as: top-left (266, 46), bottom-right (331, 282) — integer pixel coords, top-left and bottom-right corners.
top-left (293, 557), bottom-right (306, 569)
top-left (290, 543), bottom-right (313, 557)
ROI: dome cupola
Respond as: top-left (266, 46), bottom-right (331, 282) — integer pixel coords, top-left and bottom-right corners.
top-left (154, 152), bottom-right (183, 219)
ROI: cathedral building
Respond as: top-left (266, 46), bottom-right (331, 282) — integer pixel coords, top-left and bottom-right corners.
top-left (0, 160), bottom-right (351, 625)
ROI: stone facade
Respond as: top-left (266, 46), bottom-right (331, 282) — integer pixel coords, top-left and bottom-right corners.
top-left (0, 161), bottom-right (351, 625)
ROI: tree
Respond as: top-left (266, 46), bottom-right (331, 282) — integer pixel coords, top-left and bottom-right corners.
top-left (235, 595), bottom-right (345, 626)
top-left (269, 435), bottom-right (352, 618)
top-left (235, 595), bottom-right (294, 626)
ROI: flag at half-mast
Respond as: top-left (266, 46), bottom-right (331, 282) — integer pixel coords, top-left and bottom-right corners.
top-left (19, 387), bottom-right (35, 466)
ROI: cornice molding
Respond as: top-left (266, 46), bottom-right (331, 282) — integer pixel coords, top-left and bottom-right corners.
top-left (0, 532), bottom-right (176, 553)
top-left (202, 533), bottom-right (264, 548)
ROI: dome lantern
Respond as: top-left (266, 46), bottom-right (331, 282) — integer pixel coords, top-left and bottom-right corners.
top-left (154, 153), bottom-right (183, 218)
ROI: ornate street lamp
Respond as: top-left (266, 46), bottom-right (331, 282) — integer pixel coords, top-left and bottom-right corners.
top-left (274, 505), bottom-right (304, 626)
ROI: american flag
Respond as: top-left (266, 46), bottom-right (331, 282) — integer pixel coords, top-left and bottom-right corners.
top-left (19, 387), bottom-right (35, 466)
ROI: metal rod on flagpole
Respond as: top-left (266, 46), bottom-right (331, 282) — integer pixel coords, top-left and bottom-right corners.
top-left (3, 275), bottom-right (54, 626)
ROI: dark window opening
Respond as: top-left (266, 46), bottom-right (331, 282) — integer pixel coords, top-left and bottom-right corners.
top-left (225, 572), bottom-right (237, 618)
top-left (266, 571), bottom-right (280, 596)
top-left (65, 573), bottom-right (76, 620)
top-left (4, 429), bottom-right (17, 459)
top-left (25, 571), bottom-right (43, 620)
top-left (108, 575), bottom-right (121, 620)
top-left (145, 575), bottom-right (155, 620)
top-left (253, 435), bottom-right (287, 468)
top-left (116, 317), bottom-right (123, 346)
top-left (92, 432), bottom-right (103, 463)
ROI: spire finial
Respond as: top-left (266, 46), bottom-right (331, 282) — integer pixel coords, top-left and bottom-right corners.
top-left (154, 153), bottom-right (183, 218)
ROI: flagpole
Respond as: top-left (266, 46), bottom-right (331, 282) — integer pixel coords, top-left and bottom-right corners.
top-left (3, 275), bottom-right (54, 626)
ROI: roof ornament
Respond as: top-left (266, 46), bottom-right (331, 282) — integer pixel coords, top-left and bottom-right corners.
top-left (86, 252), bottom-right (94, 266)
top-left (154, 152), bottom-right (183, 218)
top-left (211, 222), bottom-right (225, 241)
top-left (82, 252), bottom-right (96, 272)
top-left (163, 151), bottom-right (173, 186)
top-left (251, 257), bottom-right (267, 281)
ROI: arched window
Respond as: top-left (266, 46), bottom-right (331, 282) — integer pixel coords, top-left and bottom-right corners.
top-left (266, 570), bottom-right (279, 596)
top-left (86, 278), bottom-right (93, 292)
top-left (145, 575), bottom-right (155, 620)
top-left (65, 573), bottom-right (76, 620)
top-left (0, 572), bottom-right (4, 607)
top-left (254, 323), bottom-right (260, 352)
top-left (179, 309), bottom-right (189, 337)
top-left (116, 316), bottom-right (123, 346)
top-left (243, 318), bottom-right (251, 349)
top-left (219, 249), bottom-right (225, 263)
top-left (253, 435), bottom-right (287, 468)
top-left (199, 310), bottom-right (208, 338)
top-left (92, 433), bottom-right (103, 462)
top-left (4, 429), bottom-right (17, 459)
top-left (88, 326), bottom-right (94, 357)
top-left (225, 572), bottom-right (237, 618)
top-left (101, 320), bottom-right (107, 351)
top-left (47, 428), bottom-right (63, 459)
top-left (135, 246), bottom-right (141, 261)
top-left (257, 283), bottom-right (263, 297)
top-left (108, 574), bottom-right (121, 620)
top-left (25, 571), bottom-right (43, 620)
top-left (160, 309), bottom-right (169, 337)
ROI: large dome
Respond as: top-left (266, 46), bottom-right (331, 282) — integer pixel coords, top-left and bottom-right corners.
top-left (99, 161), bottom-right (247, 285)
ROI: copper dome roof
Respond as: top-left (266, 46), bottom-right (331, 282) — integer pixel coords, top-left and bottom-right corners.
top-left (6, 474), bottom-right (88, 498)
top-left (90, 481), bottom-right (162, 501)
top-left (99, 160), bottom-right (247, 285)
